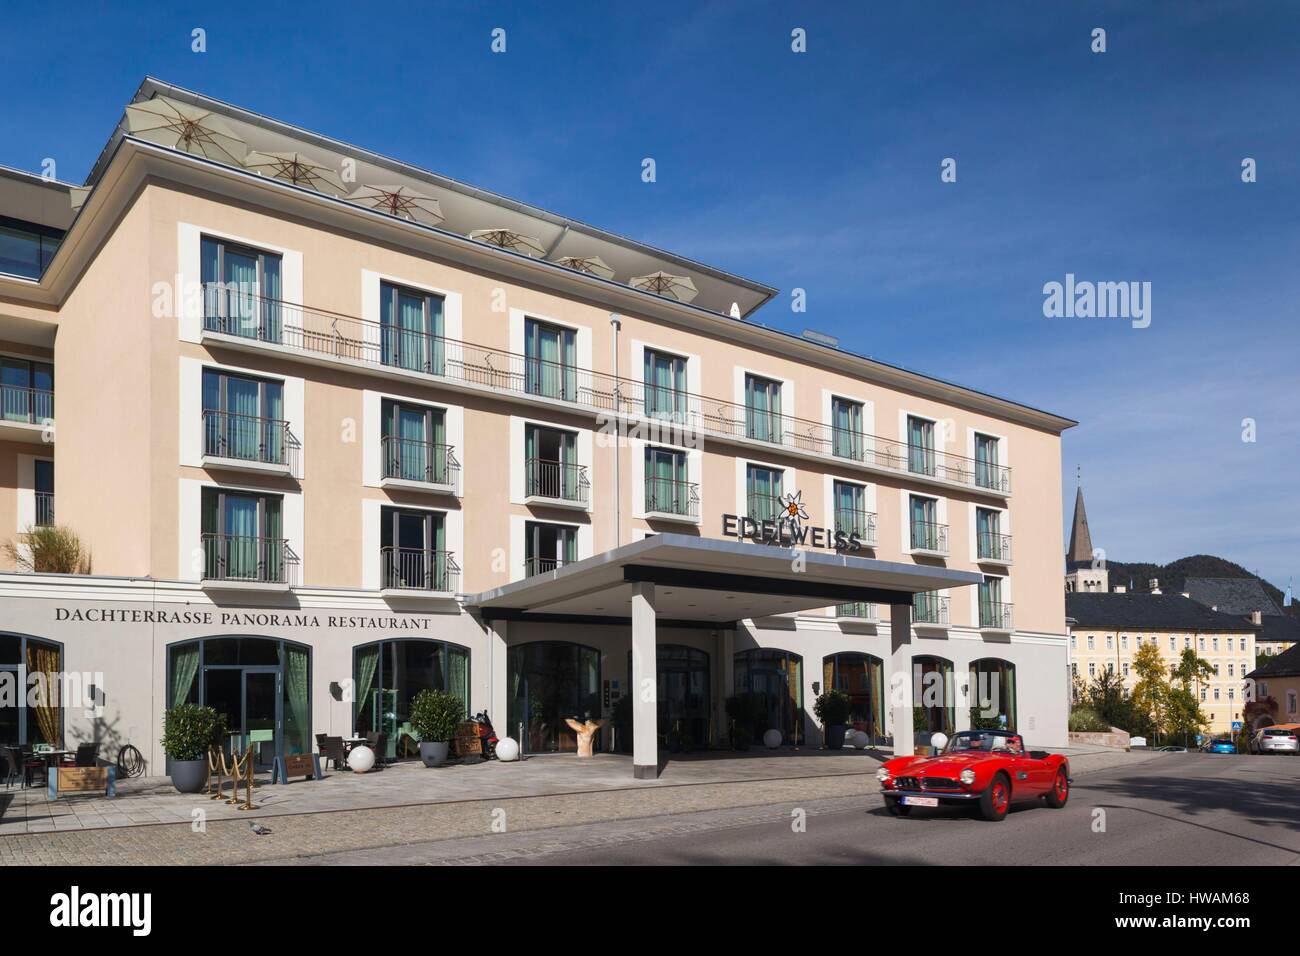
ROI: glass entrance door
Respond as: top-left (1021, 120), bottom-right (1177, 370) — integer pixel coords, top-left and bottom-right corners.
top-left (204, 667), bottom-right (281, 770)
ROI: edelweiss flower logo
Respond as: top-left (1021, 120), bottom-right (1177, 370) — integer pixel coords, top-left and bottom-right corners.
top-left (779, 491), bottom-right (809, 526)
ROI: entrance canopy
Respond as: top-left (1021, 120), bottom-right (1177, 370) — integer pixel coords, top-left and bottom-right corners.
top-left (467, 534), bottom-right (983, 625)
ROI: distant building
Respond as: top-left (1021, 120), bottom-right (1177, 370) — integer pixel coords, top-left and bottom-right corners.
top-left (1184, 577), bottom-right (1298, 657)
top-left (1064, 487), bottom-right (1108, 593)
top-left (1246, 643), bottom-right (1300, 725)
top-left (1066, 592), bottom-right (1258, 735)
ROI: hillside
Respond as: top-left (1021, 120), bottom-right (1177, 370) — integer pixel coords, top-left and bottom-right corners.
top-left (1105, 554), bottom-right (1292, 612)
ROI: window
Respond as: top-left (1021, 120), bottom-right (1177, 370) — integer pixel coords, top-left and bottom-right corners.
top-left (825, 653), bottom-right (886, 740)
top-left (1121, 635), bottom-right (1128, 650)
top-left (1200, 688), bottom-right (1206, 701)
top-left (353, 639), bottom-right (469, 758)
top-left (200, 487), bottom-right (288, 583)
top-left (643, 348), bottom-right (688, 422)
top-left (1168, 636), bottom-right (1175, 651)
top-left (1213, 688), bottom-right (1220, 701)
top-left (1199, 637), bottom-right (1205, 651)
top-left (508, 642), bottom-right (600, 752)
top-left (975, 507), bottom-right (1006, 560)
top-left (1227, 638), bottom-right (1234, 651)
top-left (735, 649), bottom-right (805, 743)
top-left (907, 415), bottom-right (936, 476)
top-left (1106, 635), bottom-right (1114, 650)
top-left (913, 591), bottom-right (949, 625)
top-left (1184, 637), bottom-right (1191, 649)
top-left (0, 635), bottom-right (63, 748)
top-left (34, 460), bottom-right (53, 527)
top-left (1213, 637), bottom-right (1219, 652)
top-left (1228, 688), bottom-right (1235, 701)
top-left (1228, 663), bottom-right (1234, 677)
top-left (380, 281), bottom-right (445, 375)
top-left (746, 463), bottom-right (783, 523)
top-left (382, 399), bottom-right (450, 485)
top-left (525, 318), bottom-right (576, 401)
top-left (1071, 662), bottom-right (1078, 678)
top-left (1122, 662), bottom-right (1130, 677)
top-left (644, 446), bottom-right (693, 516)
top-left (744, 374), bottom-right (783, 443)
top-left (1070, 635), bottom-right (1077, 649)
top-left (831, 397), bottom-right (864, 460)
top-left (1288, 691), bottom-right (1297, 715)
top-left (524, 521), bottom-right (577, 576)
top-left (1088, 662), bottom-right (1096, 677)
top-left (909, 494), bottom-right (943, 551)
top-left (201, 236), bottom-right (282, 341)
top-left (1087, 636), bottom-right (1095, 650)
top-left (1106, 662), bottom-right (1114, 674)
top-left (974, 433), bottom-right (1002, 490)
top-left (1, 356), bottom-right (53, 424)
top-left (525, 424), bottom-right (585, 503)
top-left (202, 369), bottom-right (285, 465)
top-left (832, 480), bottom-right (871, 542)
top-left (0, 215), bottom-right (62, 280)
top-left (979, 577), bottom-right (1008, 628)
top-left (380, 506), bottom-right (453, 592)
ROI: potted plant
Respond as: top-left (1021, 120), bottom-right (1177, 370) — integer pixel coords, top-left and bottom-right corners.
top-left (913, 707), bottom-right (933, 755)
top-left (409, 689), bottom-right (464, 767)
top-left (725, 692), bottom-right (766, 750)
top-left (814, 689), bottom-right (853, 750)
top-left (161, 703), bottom-right (226, 793)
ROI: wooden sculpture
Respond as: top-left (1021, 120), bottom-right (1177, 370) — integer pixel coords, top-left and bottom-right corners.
top-left (564, 718), bottom-right (606, 757)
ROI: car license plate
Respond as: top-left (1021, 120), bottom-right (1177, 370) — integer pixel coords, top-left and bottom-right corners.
top-left (902, 796), bottom-right (939, 807)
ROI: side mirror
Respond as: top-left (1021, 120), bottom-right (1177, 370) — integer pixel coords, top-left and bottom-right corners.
top-left (930, 732), bottom-right (948, 752)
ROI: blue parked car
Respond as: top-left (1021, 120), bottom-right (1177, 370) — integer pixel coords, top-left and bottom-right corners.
top-left (1203, 737), bottom-right (1237, 754)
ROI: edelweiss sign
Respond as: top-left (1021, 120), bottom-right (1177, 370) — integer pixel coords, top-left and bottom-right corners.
top-left (722, 491), bottom-right (865, 551)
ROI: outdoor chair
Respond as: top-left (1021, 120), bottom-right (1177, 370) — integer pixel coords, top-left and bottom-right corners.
top-left (363, 732), bottom-right (388, 767)
top-left (74, 742), bottom-right (99, 767)
top-left (317, 735), bottom-right (347, 770)
top-left (4, 746), bottom-right (44, 789)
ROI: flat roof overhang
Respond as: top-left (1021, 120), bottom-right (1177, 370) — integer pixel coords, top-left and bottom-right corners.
top-left (466, 533), bottom-right (984, 626)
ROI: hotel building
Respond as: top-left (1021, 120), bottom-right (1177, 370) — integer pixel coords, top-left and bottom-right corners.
top-left (0, 79), bottom-right (1074, 778)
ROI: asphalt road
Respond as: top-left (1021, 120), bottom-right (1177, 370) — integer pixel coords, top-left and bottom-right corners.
top-left (474, 752), bottom-right (1300, 865)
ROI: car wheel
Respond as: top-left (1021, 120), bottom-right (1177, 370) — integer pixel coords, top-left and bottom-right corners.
top-left (1046, 769), bottom-right (1069, 808)
top-left (979, 773), bottom-right (1011, 821)
top-left (884, 796), bottom-right (911, 816)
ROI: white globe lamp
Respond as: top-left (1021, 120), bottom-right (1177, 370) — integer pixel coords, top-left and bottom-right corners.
top-left (852, 730), bottom-right (870, 750)
top-left (763, 729), bottom-right (783, 749)
top-left (930, 732), bottom-right (949, 753)
top-left (347, 744), bottom-right (376, 773)
top-left (496, 737), bottom-right (520, 762)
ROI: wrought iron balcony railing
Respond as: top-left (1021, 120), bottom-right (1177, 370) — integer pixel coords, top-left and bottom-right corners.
top-left (913, 593), bottom-right (950, 626)
top-left (0, 384), bottom-right (54, 425)
top-left (745, 493), bottom-right (793, 525)
top-left (977, 531), bottom-right (1012, 562)
top-left (524, 556), bottom-right (566, 577)
top-left (836, 601), bottom-right (878, 622)
top-left (979, 601), bottom-right (1015, 631)
top-left (381, 436), bottom-right (460, 491)
top-left (525, 458), bottom-right (590, 504)
top-left (381, 546), bottom-right (460, 593)
top-left (202, 409), bottom-right (299, 472)
top-left (909, 520), bottom-right (949, 555)
top-left (644, 476), bottom-right (700, 519)
top-left (198, 287), bottom-right (1013, 494)
top-left (35, 492), bottom-right (54, 527)
top-left (834, 508), bottom-right (878, 547)
top-left (201, 533), bottom-right (300, 586)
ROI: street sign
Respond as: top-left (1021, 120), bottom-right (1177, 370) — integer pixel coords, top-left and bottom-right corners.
top-left (1231, 721), bottom-right (1242, 732)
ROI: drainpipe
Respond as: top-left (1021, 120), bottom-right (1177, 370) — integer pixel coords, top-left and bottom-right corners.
top-left (610, 313), bottom-right (622, 548)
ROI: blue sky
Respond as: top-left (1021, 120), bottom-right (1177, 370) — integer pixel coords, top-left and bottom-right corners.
top-left (2, 1), bottom-right (1297, 586)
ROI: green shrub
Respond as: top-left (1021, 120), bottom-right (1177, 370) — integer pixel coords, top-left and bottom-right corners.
top-left (1068, 706), bottom-right (1112, 733)
top-left (161, 704), bottom-right (227, 761)
top-left (813, 689), bottom-right (852, 726)
top-left (409, 689), bottom-right (464, 743)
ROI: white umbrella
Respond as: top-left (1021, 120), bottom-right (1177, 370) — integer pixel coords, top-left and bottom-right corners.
top-left (629, 270), bottom-right (698, 303)
top-left (468, 228), bottom-right (546, 258)
top-left (124, 95), bottom-right (248, 166)
top-left (552, 255), bottom-right (615, 280)
top-left (347, 184), bottom-right (444, 225)
top-left (244, 150), bottom-right (348, 195)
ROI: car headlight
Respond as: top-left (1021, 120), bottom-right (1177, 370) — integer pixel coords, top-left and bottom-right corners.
top-left (959, 769), bottom-right (977, 785)
top-left (876, 768), bottom-right (891, 783)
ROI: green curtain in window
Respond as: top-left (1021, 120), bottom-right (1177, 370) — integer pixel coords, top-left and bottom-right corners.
top-left (260, 254), bottom-right (282, 342)
top-left (908, 417), bottom-right (935, 475)
top-left (560, 432), bottom-right (576, 500)
top-left (200, 239), bottom-right (220, 329)
top-left (398, 291), bottom-right (426, 372)
top-left (284, 644), bottom-right (310, 755)
top-left (226, 377), bottom-right (259, 460)
top-left (910, 496), bottom-right (932, 549)
top-left (224, 496), bottom-right (258, 579)
top-left (170, 643), bottom-right (200, 706)
top-left (431, 410), bottom-right (446, 483)
top-left (225, 250), bottom-right (258, 339)
top-left (538, 325), bottom-right (560, 398)
top-left (976, 507), bottom-right (992, 557)
top-left (264, 499), bottom-right (283, 583)
top-left (399, 407), bottom-right (427, 481)
top-left (448, 646), bottom-right (468, 715)
top-left (834, 481), bottom-right (859, 533)
top-left (31, 363), bottom-right (53, 422)
top-left (262, 381), bottom-right (284, 465)
top-left (355, 645), bottom-right (380, 734)
top-left (563, 528), bottom-right (577, 564)
top-left (525, 426), bottom-right (537, 495)
top-left (562, 328), bottom-right (576, 401)
top-left (427, 295), bottom-right (445, 375)
top-left (833, 400), bottom-right (861, 459)
top-left (433, 515), bottom-right (447, 590)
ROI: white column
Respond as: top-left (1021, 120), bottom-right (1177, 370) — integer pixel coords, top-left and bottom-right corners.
top-left (630, 580), bottom-right (658, 778)
top-left (889, 601), bottom-right (915, 757)
top-left (488, 619), bottom-right (509, 741)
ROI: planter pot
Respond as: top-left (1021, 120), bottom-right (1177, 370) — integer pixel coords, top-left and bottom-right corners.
top-left (419, 741), bottom-right (449, 768)
top-left (169, 758), bottom-right (208, 794)
top-left (915, 745), bottom-right (932, 757)
top-left (825, 724), bottom-right (847, 750)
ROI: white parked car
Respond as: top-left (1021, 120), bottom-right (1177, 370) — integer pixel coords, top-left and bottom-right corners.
top-left (1251, 726), bottom-right (1299, 755)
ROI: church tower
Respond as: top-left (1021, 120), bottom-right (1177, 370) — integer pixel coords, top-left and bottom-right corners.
top-left (1065, 485), bottom-right (1108, 592)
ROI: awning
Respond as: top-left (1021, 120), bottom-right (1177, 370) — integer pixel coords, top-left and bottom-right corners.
top-left (466, 533), bottom-right (983, 625)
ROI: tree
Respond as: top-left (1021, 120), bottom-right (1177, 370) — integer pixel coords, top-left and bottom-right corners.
top-left (1131, 642), bottom-right (1170, 740)
top-left (1074, 667), bottom-right (1137, 732)
top-left (1165, 686), bottom-right (1209, 744)
top-left (1171, 646), bottom-right (1215, 692)
top-left (3, 525), bottom-right (92, 574)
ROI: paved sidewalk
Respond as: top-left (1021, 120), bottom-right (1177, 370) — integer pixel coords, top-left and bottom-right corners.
top-left (0, 746), bottom-right (1164, 865)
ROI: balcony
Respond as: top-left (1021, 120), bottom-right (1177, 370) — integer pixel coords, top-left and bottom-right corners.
top-left (913, 593), bottom-right (950, 629)
top-left (380, 437), bottom-right (460, 496)
top-left (524, 458), bottom-right (589, 509)
top-left (836, 602), bottom-right (878, 622)
top-left (197, 288), bottom-right (1012, 496)
top-left (380, 547), bottom-right (460, 597)
top-left (200, 533), bottom-right (299, 592)
top-left (977, 531), bottom-right (1013, 564)
top-left (909, 520), bottom-right (949, 557)
top-left (0, 384), bottom-right (54, 443)
top-left (524, 556), bottom-right (566, 578)
top-left (834, 509), bottom-right (878, 549)
top-left (644, 476), bottom-right (700, 523)
top-left (979, 601), bottom-right (1015, 633)
top-left (34, 492), bottom-right (53, 527)
top-left (201, 410), bottom-right (300, 477)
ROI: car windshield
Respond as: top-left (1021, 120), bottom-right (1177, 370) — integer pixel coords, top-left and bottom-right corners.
top-left (944, 732), bottom-right (1022, 755)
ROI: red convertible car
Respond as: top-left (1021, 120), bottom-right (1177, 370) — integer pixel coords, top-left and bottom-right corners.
top-left (877, 729), bottom-right (1070, 821)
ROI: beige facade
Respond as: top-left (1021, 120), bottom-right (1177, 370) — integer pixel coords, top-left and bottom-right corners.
top-left (0, 81), bottom-right (1075, 772)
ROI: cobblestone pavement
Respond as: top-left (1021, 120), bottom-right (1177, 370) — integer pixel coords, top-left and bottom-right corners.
top-left (0, 747), bottom-right (1165, 865)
